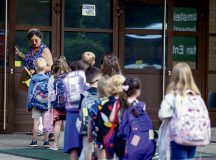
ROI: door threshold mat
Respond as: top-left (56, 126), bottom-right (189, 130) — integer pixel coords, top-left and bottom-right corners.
top-left (0, 148), bottom-right (69, 160)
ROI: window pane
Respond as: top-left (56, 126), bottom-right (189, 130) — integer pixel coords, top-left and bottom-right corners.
top-left (64, 32), bottom-right (112, 65)
top-left (15, 31), bottom-right (51, 66)
top-left (0, 0), bottom-right (5, 23)
top-left (173, 36), bottom-right (197, 69)
top-left (125, 4), bottom-right (163, 30)
top-left (209, 37), bottom-right (216, 71)
top-left (16, 0), bottom-right (51, 25)
top-left (124, 34), bottom-right (163, 69)
top-left (65, 0), bottom-right (112, 29)
top-left (174, 7), bottom-right (197, 32)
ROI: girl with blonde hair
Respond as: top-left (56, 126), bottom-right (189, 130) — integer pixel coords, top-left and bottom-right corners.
top-left (158, 62), bottom-right (204, 160)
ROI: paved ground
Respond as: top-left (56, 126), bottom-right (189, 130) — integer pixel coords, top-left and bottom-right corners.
top-left (0, 128), bottom-right (215, 160)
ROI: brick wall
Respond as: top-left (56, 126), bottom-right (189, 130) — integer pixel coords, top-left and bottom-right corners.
top-left (208, 0), bottom-right (216, 92)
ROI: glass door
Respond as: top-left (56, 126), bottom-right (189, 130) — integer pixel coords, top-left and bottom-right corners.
top-left (119, 0), bottom-right (166, 128)
top-left (12, 0), bottom-right (58, 132)
top-left (0, 0), bottom-right (8, 132)
top-left (119, 0), bottom-right (206, 128)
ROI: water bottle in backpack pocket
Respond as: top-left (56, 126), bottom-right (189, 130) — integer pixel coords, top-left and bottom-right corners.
top-left (28, 79), bottom-right (49, 111)
top-left (169, 91), bottom-right (211, 146)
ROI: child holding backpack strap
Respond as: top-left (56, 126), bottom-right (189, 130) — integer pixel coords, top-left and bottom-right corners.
top-left (97, 74), bottom-right (125, 159)
top-left (117, 77), bottom-right (157, 160)
top-left (158, 62), bottom-right (211, 160)
top-left (27, 57), bottom-right (50, 147)
top-left (48, 56), bottom-right (71, 150)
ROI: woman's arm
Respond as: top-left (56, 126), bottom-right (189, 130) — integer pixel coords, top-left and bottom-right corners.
top-left (15, 47), bottom-right (26, 60)
top-left (42, 48), bottom-right (53, 73)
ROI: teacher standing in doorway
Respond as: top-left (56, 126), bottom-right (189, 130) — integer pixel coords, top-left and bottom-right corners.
top-left (15, 28), bottom-right (53, 75)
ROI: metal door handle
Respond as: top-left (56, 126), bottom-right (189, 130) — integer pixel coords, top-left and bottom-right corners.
top-left (168, 70), bottom-right (171, 76)
top-left (10, 68), bottom-right (13, 74)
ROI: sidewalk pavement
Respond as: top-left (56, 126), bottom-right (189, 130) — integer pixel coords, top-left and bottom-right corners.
top-left (0, 129), bottom-right (216, 160)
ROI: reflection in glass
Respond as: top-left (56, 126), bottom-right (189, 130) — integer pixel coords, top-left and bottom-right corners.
top-left (0, 0), bottom-right (5, 23)
top-left (125, 4), bottom-right (163, 30)
top-left (16, 0), bottom-right (51, 25)
top-left (0, 29), bottom-right (5, 67)
top-left (173, 36), bottom-right (197, 69)
top-left (173, 7), bottom-right (197, 32)
top-left (65, 0), bottom-right (112, 29)
top-left (64, 32), bottom-right (112, 65)
top-left (15, 31), bottom-right (51, 66)
top-left (124, 34), bottom-right (163, 69)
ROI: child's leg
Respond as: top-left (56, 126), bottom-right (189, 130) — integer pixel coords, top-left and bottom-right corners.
top-left (83, 136), bottom-right (94, 160)
top-left (53, 120), bottom-right (62, 146)
top-left (70, 149), bottom-right (79, 160)
top-left (38, 117), bottom-right (43, 133)
top-left (97, 148), bottom-right (106, 160)
top-left (32, 118), bottom-right (40, 141)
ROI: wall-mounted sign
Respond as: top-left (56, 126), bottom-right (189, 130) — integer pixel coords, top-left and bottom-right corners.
top-left (82, 4), bottom-right (96, 16)
top-left (173, 36), bottom-right (197, 62)
top-left (174, 7), bottom-right (197, 32)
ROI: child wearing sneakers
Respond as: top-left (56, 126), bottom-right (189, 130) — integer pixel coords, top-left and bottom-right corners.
top-left (48, 56), bottom-right (71, 151)
top-left (78, 66), bottom-right (102, 160)
top-left (26, 57), bottom-right (50, 147)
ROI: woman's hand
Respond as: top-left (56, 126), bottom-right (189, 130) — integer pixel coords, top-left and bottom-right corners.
top-left (15, 46), bottom-right (26, 60)
top-left (29, 69), bottom-right (35, 76)
top-left (15, 47), bottom-right (20, 55)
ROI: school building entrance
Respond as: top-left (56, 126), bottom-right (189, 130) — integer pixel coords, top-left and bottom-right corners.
top-left (0, 0), bottom-right (216, 133)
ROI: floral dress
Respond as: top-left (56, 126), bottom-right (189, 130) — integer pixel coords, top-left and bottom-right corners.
top-left (25, 43), bottom-right (49, 75)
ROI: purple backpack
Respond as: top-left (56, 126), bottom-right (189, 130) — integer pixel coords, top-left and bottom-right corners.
top-left (119, 101), bottom-right (157, 160)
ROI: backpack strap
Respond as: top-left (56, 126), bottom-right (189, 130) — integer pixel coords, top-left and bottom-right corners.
top-left (105, 101), bottom-right (119, 137)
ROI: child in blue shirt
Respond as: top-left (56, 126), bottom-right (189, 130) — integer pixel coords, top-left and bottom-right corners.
top-left (26, 57), bottom-right (50, 147)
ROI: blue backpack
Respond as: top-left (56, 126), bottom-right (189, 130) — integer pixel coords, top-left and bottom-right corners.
top-left (76, 89), bottom-right (98, 135)
top-left (119, 101), bottom-right (157, 160)
top-left (28, 79), bottom-right (49, 111)
top-left (51, 74), bottom-right (66, 111)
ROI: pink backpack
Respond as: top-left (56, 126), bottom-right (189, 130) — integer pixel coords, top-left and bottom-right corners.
top-left (169, 90), bottom-right (211, 146)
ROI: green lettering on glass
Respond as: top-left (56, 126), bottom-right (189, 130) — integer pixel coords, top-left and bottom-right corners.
top-left (173, 36), bottom-right (197, 61)
top-left (174, 7), bottom-right (197, 32)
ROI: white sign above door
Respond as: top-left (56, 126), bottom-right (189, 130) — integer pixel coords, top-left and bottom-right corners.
top-left (82, 4), bottom-right (96, 16)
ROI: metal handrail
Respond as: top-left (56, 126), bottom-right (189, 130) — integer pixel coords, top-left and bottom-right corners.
top-left (3, 0), bottom-right (8, 130)
top-left (162, 0), bottom-right (167, 99)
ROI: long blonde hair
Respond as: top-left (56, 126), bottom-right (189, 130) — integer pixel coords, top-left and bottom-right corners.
top-left (166, 62), bottom-right (200, 95)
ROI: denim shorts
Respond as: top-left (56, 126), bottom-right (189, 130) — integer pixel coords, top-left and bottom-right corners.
top-left (171, 141), bottom-right (196, 160)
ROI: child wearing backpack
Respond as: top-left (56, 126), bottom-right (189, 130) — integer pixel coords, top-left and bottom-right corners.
top-left (63, 60), bottom-right (89, 160)
top-left (117, 77), bottom-right (157, 160)
top-left (77, 66), bottom-right (102, 160)
top-left (48, 56), bottom-right (71, 150)
top-left (91, 74), bottom-right (125, 160)
top-left (26, 57), bottom-right (50, 147)
top-left (158, 62), bottom-right (211, 160)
